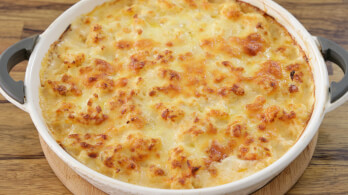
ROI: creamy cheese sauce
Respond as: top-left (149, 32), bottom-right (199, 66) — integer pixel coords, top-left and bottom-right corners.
top-left (39, 0), bottom-right (314, 189)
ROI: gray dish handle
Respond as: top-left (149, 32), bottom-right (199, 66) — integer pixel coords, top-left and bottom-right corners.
top-left (0, 35), bottom-right (39, 104)
top-left (317, 37), bottom-right (348, 103)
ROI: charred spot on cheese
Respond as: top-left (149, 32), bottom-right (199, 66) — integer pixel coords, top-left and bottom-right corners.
top-left (62, 53), bottom-right (85, 68)
top-left (293, 72), bottom-right (304, 83)
top-left (166, 42), bottom-right (173, 47)
top-left (289, 85), bottom-right (299, 93)
top-left (290, 70), bottom-right (296, 80)
top-left (40, 0), bottom-right (314, 190)
top-left (155, 84), bottom-right (181, 96)
top-left (217, 84), bottom-right (244, 96)
top-left (116, 40), bottom-right (133, 49)
top-left (220, 2), bottom-right (241, 19)
top-left (258, 123), bottom-right (266, 131)
top-left (135, 39), bottom-right (156, 49)
top-left (61, 74), bottom-right (71, 83)
top-left (94, 59), bottom-right (115, 75)
top-left (246, 96), bottom-right (266, 111)
top-left (178, 52), bottom-right (193, 61)
top-left (149, 90), bottom-right (157, 96)
top-left (161, 69), bottom-right (180, 81)
top-left (221, 61), bottom-right (244, 74)
top-left (279, 110), bottom-right (296, 121)
top-left (157, 104), bottom-right (184, 122)
top-left (231, 84), bottom-right (245, 96)
top-left (47, 80), bottom-right (81, 96)
top-left (184, 126), bottom-right (204, 136)
top-left (206, 141), bottom-right (229, 163)
top-left (56, 85), bottom-right (67, 96)
top-left (151, 165), bottom-right (166, 176)
top-left (260, 61), bottom-right (283, 79)
top-left (129, 53), bottom-right (148, 72)
top-left (232, 124), bottom-right (243, 137)
top-left (187, 160), bottom-right (201, 176)
top-left (87, 24), bottom-right (105, 44)
top-left (286, 63), bottom-right (300, 72)
top-left (208, 109), bottom-right (229, 119)
top-left (259, 137), bottom-right (268, 143)
top-left (242, 33), bottom-right (265, 56)
top-left (116, 77), bottom-right (128, 87)
top-left (238, 146), bottom-right (258, 161)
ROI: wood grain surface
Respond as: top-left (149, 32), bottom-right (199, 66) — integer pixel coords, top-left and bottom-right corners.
top-left (0, 0), bottom-right (347, 194)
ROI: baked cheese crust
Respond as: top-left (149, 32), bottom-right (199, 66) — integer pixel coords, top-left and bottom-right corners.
top-left (39, 0), bottom-right (315, 189)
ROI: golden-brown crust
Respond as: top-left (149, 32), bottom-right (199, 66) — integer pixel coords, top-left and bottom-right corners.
top-left (39, 0), bottom-right (315, 189)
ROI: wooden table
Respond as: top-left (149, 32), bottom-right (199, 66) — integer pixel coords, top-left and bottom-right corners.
top-left (0, 0), bottom-right (347, 194)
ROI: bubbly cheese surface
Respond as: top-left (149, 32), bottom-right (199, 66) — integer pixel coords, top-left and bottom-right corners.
top-left (39, 0), bottom-right (315, 189)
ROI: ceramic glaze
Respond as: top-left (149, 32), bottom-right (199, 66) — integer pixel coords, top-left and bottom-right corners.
top-left (1, 0), bottom-right (346, 194)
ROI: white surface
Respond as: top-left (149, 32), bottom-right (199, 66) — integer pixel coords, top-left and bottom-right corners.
top-left (325, 88), bottom-right (348, 113)
top-left (0, 86), bottom-right (28, 112)
top-left (0, 0), bottom-right (343, 194)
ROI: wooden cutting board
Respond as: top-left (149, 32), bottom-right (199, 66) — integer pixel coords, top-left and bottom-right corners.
top-left (39, 133), bottom-right (318, 195)
top-left (1, 1), bottom-right (347, 194)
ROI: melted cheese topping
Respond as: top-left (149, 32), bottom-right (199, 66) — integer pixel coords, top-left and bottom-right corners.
top-left (39, 0), bottom-right (315, 189)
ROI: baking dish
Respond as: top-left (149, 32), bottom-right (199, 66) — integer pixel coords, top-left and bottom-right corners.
top-left (1, 0), bottom-right (348, 194)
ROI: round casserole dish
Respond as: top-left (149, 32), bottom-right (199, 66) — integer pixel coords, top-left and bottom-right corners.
top-left (1, 0), bottom-right (348, 194)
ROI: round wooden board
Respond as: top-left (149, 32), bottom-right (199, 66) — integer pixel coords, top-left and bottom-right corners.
top-left (39, 133), bottom-right (318, 195)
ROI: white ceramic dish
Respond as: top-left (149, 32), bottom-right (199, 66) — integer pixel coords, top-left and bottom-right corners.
top-left (1, 0), bottom-right (348, 194)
